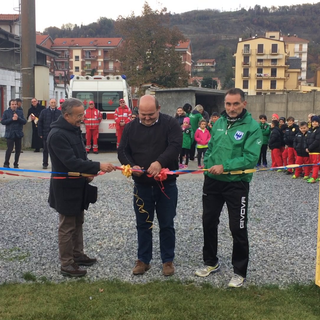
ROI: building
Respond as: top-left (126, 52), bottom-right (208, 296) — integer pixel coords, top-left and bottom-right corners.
top-left (0, 14), bottom-right (20, 35)
top-left (175, 40), bottom-right (192, 78)
top-left (51, 37), bottom-right (123, 78)
top-left (266, 32), bottom-right (309, 83)
top-left (193, 59), bottom-right (216, 73)
top-left (233, 35), bottom-right (289, 95)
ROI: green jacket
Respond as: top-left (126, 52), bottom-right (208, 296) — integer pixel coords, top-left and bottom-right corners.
top-left (259, 122), bottom-right (271, 145)
top-left (189, 111), bottom-right (203, 134)
top-left (204, 110), bottom-right (262, 182)
top-left (182, 126), bottom-right (193, 149)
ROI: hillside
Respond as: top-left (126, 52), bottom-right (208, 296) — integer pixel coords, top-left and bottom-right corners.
top-left (43, 3), bottom-right (320, 86)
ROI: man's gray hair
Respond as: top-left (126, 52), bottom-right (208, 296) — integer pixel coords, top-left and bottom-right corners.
top-left (61, 98), bottom-right (83, 115)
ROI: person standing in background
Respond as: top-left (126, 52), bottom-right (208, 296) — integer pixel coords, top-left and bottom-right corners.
top-left (84, 101), bottom-right (102, 154)
top-left (1, 99), bottom-right (27, 168)
top-left (114, 98), bottom-right (132, 148)
top-left (38, 98), bottom-right (61, 169)
top-left (27, 98), bottom-right (45, 152)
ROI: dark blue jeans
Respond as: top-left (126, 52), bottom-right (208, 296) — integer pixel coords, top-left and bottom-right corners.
top-left (133, 181), bottom-right (178, 264)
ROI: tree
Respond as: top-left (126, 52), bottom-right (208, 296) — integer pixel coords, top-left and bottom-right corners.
top-left (114, 2), bottom-right (189, 93)
top-left (201, 77), bottom-right (218, 89)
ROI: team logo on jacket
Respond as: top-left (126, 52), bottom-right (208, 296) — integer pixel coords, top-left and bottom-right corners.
top-left (234, 131), bottom-right (244, 140)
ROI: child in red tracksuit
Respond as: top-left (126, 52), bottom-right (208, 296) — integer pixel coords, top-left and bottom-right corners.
top-left (306, 116), bottom-right (320, 183)
top-left (293, 121), bottom-right (311, 180)
top-left (194, 119), bottom-right (211, 168)
top-left (283, 116), bottom-right (299, 174)
top-left (269, 120), bottom-right (283, 169)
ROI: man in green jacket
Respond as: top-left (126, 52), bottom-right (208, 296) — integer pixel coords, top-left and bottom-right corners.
top-left (195, 88), bottom-right (262, 288)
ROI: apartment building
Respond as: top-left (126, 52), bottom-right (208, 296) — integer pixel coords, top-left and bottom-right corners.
top-left (266, 31), bottom-right (309, 83)
top-left (234, 36), bottom-right (289, 95)
top-left (193, 59), bottom-right (216, 73)
top-left (51, 38), bottom-right (123, 77)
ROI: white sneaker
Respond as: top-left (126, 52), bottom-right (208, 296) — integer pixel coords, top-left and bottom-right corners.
top-left (195, 263), bottom-right (220, 277)
top-left (228, 274), bottom-right (245, 288)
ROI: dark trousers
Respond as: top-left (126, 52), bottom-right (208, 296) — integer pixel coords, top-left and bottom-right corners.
top-left (4, 138), bottom-right (22, 166)
top-left (189, 140), bottom-right (197, 160)
top-left (133, 181), bottom-right (177, 264)
top-left (197, 147), bottom-right (208, 166)
top-left (58, 211), bottom-right (84, 267)
top-left (180, 148), bottom-right (190, 165)
top-left (202, 176), bottom-right (250, 278)
top-left (258, 144), bottom-right (268, 166)
top-left (42, 137), bottom-right (49, 166)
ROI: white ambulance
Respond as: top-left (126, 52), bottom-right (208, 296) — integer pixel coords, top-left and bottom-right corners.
top-left (68, 75), bottom-right (132, 142)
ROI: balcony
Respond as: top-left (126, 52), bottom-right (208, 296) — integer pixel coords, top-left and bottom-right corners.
top-left (83, 55), bottom-right (97, 60)
top-left (269, 50), bottom-right (279, 54)
top-left (242, 62), bottom-right (251, 67)
top-left (256, 50), bottom-right (265, 55)
top-left (241, 73), bottom-right (250, 78)
top-left (242, 49), bottom-right (251, 55)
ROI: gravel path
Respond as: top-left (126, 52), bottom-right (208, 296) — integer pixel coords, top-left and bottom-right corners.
top-left (0, 167), bottom-right (318, 287)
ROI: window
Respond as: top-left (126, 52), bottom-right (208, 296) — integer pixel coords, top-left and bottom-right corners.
top-left (270, 80), bottom-right (277, 89)
top-left (271, 44), bottom-right (278, 54)
top-left (243, 56), bottom-right (249, 65)
top-left (257, 59), bottom-right (263, 66)
top-left (271, 68), bottom-right (277, 77)
top-left (98, 61), bottom-right (101, 66)
top-left (243, 44), bottom-right (250, 54)
top-left (243, 80), bottom-right (248, 89)
top-left (271, 59), bottom-right (277, 65)
top-left (75, 55), bottom-right (79, 61)
top-left (257, 68), bottom-right (263, 77)
top-left (257, 44), bottom-right (264, 54)
top-left (75, 66), bottom-right (79, 72)
top-left (98, 50), bottom-right (101, 56)
top-left (243, 68), bottom-right (249, 77)
top-left (256, 80), bottom-right (262, 89)
top-left (85, 51), bottom-right (91, 58)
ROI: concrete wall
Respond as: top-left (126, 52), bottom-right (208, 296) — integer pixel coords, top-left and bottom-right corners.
top-left (155, 89), bottom-right (320, 123)
top-left (247, 91), bottom-right (320, 122)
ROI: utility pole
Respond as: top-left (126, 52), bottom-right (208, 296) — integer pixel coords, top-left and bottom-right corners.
top-left (21, 0), bottom-right (36, 148)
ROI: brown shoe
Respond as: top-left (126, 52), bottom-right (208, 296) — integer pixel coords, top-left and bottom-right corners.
top-left (74, 254), bottom-right (97, 266)
top-left (163, 261), bottom-right (174, 276)
top-left (133, 260), bottom-right (151, 275)
top-left (61, 263), bottom-right (87, 277)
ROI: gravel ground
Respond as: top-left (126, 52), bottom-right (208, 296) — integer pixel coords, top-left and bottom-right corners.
top-left (0, 164), bottom-right (318, 287)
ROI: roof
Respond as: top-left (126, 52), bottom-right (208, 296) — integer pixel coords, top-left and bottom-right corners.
top-left (36, 34), bottom-right (54, 47)
top-left (0, 14), bottom-right (19, 21)
top-left (197, 59), bottom-right (215, 63)
top-left (282, 36), bottom-right (309, 44)
top-left (175, 40), bottom-right (191, 50)
top-left (52, 38), bottom-right (123, 47)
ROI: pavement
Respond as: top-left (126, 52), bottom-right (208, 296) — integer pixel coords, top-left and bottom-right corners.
top-left (0, 149), bottom-right (204, 181)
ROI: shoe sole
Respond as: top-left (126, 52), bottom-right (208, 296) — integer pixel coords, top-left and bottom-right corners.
top-left (74, 261), bottom-right (97, 266)
top-left (61, 270), bottom-right (87, 277)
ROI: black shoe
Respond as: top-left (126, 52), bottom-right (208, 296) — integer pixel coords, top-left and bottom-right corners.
top-left (3, 164), bottom-right (10, 168)
top-left (61, 263), bottom-right (87, 277)
top-left (34, 149), bottom-right (40, 152)
top-left (74, 254), bottom-right (97, 266)
top-left (20, 150), bottom-right (23, 153)
top-left (14, 164), bottom-right (19, 169)
top-left (42, 165), bottom-right (48, 169)
top-left (286, 171), bottom-right (293, 175)
top-left (93, 151), bottom-right (99, 154)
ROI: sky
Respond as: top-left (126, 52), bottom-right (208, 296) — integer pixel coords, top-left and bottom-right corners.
top-left (1, 0), bottom-right (318, 32)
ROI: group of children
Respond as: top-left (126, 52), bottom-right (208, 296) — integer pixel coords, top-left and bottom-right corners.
top-left (261, 112), bottom-right (320, 183)
top-left (175, 106), bottom-right (219, 169)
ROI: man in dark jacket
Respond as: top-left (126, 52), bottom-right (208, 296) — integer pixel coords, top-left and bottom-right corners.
top-left (38, 98), bottom-right (61, 169)
top-left (27, 98), bottom-right (45, 152)
top-left (47, 98), bottom-right (115, 277)
top-left (118, 95), bottom-right (182, 277)
top-left (1, 99), bottom-right (27, 168)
